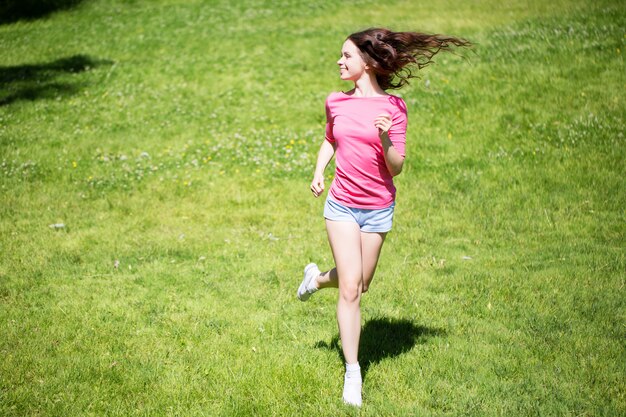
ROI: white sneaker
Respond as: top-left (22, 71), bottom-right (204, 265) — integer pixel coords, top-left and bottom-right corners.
top-left (342, 375), bottom-right (362, 407)
top-left (297, 263), bottom-right (320, 301)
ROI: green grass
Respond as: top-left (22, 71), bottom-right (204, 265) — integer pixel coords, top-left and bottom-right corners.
top-left (1, 0), bottom-right (624, 415)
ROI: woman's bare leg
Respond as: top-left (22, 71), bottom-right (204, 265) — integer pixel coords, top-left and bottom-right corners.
top-left (325, 219), bottom-right (363, 364)
top-left (360, 231), bottom-right (386, 293)
top-left (315, 268), bottom-right (338, 289)
top-left (315, 231), bottom-right (386, 293)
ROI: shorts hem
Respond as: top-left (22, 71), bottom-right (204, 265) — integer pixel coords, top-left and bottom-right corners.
top-left (361, 227), bottom-right (392, 233)
top-left (324, 217), bottom-right (392, 233)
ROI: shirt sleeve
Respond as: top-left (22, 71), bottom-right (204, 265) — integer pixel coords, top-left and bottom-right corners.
top-left (388, 98), bottom-right (407, 158)
top-left (324, 95), bottom-right (335, 143)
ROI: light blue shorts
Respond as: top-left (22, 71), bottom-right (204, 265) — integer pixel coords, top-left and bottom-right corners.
top-left (324, 198), bottom-right (395, 233)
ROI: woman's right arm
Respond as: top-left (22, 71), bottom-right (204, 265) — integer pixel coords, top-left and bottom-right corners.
top-left (310, 140), bottom-right (336, 198)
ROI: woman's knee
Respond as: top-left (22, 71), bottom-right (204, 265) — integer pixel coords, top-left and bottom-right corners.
top-left (339, 281), bottom-right (362, 303)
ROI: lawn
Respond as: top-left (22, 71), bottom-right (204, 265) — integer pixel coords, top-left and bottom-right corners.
top-left (1, 0), bottom-right (624, 415)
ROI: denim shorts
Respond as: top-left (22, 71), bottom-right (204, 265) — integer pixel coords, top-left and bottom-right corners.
top-left (324, 198), bottom-right (395, 233)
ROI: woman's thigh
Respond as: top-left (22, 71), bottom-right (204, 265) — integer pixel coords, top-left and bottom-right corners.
top-left (360, 231), bottom-right (386, 292)
top-left (325, 219), bottom-right (363, 291)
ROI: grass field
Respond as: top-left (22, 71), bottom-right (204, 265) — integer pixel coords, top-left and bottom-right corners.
top-left (1, 0), bottom-right (624, 415)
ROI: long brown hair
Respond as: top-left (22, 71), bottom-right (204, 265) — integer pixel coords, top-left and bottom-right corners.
top-left (348, 28), bottom-right (471, 90)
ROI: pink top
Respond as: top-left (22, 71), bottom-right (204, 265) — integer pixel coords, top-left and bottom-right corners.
top-left (325, 91), bottom-right (408, 209)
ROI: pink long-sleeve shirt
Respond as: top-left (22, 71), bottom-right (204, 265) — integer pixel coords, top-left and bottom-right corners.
top-left (325, 91), bottom-right (408, 209)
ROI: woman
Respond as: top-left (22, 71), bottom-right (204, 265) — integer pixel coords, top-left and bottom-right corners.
top-left (297, 27), bottom-right (470, 407)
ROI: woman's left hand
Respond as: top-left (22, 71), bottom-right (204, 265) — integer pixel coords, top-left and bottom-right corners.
top-left (374, 114), bottom-right (392, 137)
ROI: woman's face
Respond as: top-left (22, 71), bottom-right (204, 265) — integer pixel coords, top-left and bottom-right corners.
top-left (337, 39), bottom-right (368, 82)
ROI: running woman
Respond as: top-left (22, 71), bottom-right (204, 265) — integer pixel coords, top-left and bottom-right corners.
top-left (297, 27), bottom-right (470, 407)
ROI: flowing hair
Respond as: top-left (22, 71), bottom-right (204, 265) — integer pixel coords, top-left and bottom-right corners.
top-left (348, 28), bottom-right (471, 90)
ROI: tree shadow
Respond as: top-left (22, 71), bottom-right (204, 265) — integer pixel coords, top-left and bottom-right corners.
top-left (0, 54), bottom-right (114, 106)
top-left (0, 0), bottom-right (85, 24)
top-left (314, 317), bottom-right (446, 380)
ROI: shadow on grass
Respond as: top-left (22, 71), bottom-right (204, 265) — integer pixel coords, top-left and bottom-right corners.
top-left (0, 54), bottom-right (114, 106)
top-left (315, 317), bottom-right (446, 380)
top-left (0, 0), bottom-right (85, 24)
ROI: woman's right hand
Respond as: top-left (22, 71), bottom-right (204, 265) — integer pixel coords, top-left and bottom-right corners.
top-left (310, 173), bottom-right (325, 198)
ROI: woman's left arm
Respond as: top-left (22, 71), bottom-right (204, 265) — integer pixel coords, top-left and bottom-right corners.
top-left (375, 114), bottom-right (405, 176)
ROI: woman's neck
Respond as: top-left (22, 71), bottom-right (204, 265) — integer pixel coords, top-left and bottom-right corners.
top-left (351, 72), bottom-right (387, 97)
